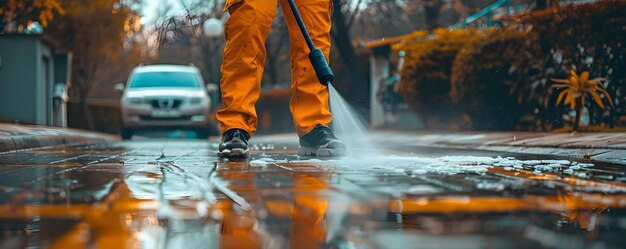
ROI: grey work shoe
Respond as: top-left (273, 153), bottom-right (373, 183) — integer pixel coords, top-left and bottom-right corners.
top-left (298, 124), bottom-right (346, 157)
top-left (218, 129), bottom-right (250, 158)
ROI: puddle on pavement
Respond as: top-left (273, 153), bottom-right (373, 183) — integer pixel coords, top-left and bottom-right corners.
top-left (0, 141), bottom-right (625, 248)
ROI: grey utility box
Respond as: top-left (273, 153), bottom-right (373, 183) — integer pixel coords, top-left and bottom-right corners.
top-left (0, 34), bottom-right (72, 127)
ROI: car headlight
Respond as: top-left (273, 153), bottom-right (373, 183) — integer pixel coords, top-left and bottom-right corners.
top-left (126, 97), bottom-right (144, 105)
top-left (189, 97), bottom-right (203, 105)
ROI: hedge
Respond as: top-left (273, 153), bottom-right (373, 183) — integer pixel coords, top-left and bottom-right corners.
top-left (395, 29), bottom-right (481, 128)
top-left (396, 0), bottom-right (626, 131)
top-left (451, 27), bottom-right (540, 130)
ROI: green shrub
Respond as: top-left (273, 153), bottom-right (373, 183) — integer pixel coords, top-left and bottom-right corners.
top-left (451, 27), bottom-right (540, 130)
top-left (395, 29), bottom-right (481, 128)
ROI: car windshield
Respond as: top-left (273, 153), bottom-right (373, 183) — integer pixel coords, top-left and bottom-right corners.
top-left (129, 71), bottom-right (200, 88)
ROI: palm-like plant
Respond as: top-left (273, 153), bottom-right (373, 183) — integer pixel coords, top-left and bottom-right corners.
top-left (551, 70), bottom-right (614, 131)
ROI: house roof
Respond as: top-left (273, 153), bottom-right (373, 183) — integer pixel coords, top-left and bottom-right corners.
top-left (0, 33), bottom-right (63, 50)
top-left (362, 34), bottom-right (409, 49)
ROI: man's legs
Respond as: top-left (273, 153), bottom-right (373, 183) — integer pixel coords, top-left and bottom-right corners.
top-left (279, 0), bottom-right (333, 137)
top-left (216, 0), bottom-right (278, 136)
top-left (216, 0), bottom-right (278, 157)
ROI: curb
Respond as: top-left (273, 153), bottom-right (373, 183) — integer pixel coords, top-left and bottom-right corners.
top-left (0, 125), bottom-right (116, 153)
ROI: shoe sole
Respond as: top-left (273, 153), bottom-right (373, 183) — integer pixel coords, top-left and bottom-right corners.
top-left (217, 148), bottom-right (250, 158)
top-left (297, 146), bottom-right (346, 157)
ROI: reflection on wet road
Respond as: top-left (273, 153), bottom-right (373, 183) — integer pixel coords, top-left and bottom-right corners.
top-left (0, 139), bottom-right (625, 249)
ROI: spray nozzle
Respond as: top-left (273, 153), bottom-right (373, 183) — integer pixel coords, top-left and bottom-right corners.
top-left (308, 48), bottom-right (334, 86)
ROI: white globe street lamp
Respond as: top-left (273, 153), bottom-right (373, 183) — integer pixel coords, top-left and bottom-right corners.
top-left (203, 18), bottom-right (223, 38)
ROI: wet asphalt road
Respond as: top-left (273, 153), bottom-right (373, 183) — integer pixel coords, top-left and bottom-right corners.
top-left (0, 136), bottom-right (625, 249)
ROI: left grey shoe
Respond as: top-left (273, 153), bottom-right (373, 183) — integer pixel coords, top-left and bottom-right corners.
top-left (218, 129), bottom-right (250, 158)
top-left (298, 124), bottom-right (346, 157)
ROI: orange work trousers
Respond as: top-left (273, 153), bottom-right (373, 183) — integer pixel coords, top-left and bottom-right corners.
top-left (216, 0), bottom-right (333, 137)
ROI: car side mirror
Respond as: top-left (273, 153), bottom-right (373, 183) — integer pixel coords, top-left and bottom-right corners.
top-left (114, 83), bottom-right (125, 92)
top-left (206, 83), bottom-right (218, 94)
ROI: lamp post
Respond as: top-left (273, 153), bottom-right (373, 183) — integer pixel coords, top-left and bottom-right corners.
top-left (201, 17), bottom-right (224, 106)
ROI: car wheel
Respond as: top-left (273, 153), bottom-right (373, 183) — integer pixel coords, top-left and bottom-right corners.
top-left (121, 129), bottom-right (133, 140)
top-left (196, 129), bottom-right (210, 139)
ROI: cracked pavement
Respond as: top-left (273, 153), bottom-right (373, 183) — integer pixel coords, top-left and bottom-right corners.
top-left (0, 136), bottom-right (625, 249)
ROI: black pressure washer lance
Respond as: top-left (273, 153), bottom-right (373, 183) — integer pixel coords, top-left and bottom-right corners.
top-left (286, 0), bottom-right (334, 86)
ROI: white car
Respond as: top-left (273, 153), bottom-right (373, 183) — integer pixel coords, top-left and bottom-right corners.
top-left (118, 64), bottom-right (215, 140)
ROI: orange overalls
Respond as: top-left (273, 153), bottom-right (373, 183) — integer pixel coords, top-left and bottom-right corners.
top-left (216, 0), bottom-right (333, 137)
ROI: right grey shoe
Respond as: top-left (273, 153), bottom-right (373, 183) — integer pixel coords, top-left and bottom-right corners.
top-left (298, 124), bottom-right (346, 157)
top-left (218, 129), bottom-right (250, 158)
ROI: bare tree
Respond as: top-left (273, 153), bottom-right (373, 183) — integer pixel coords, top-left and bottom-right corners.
top-left (152, 0), bottom-right (226, 84)
top-left (352, 0), bottom-right (420, 40)
top-left (330, 0), bottom-right (369, 107)
top-left (46, 0), bottom-right (143, 129)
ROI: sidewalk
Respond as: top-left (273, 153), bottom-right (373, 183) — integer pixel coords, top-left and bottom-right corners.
top-left (2, 122), bottom-right (625, 165)
top-left (369, 130), bottom-right (626, 165)
top-left (0, 123), bottom-right (116, 153)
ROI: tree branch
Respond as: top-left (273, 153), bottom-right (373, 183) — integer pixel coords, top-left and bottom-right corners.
top-left (346, 0), bottom-right (363, 29)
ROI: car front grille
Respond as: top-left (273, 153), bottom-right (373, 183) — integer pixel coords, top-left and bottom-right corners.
top-left (139, 115), bottom-right (192, 121)
top-left (150, 99), bottom-right (182, 109)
